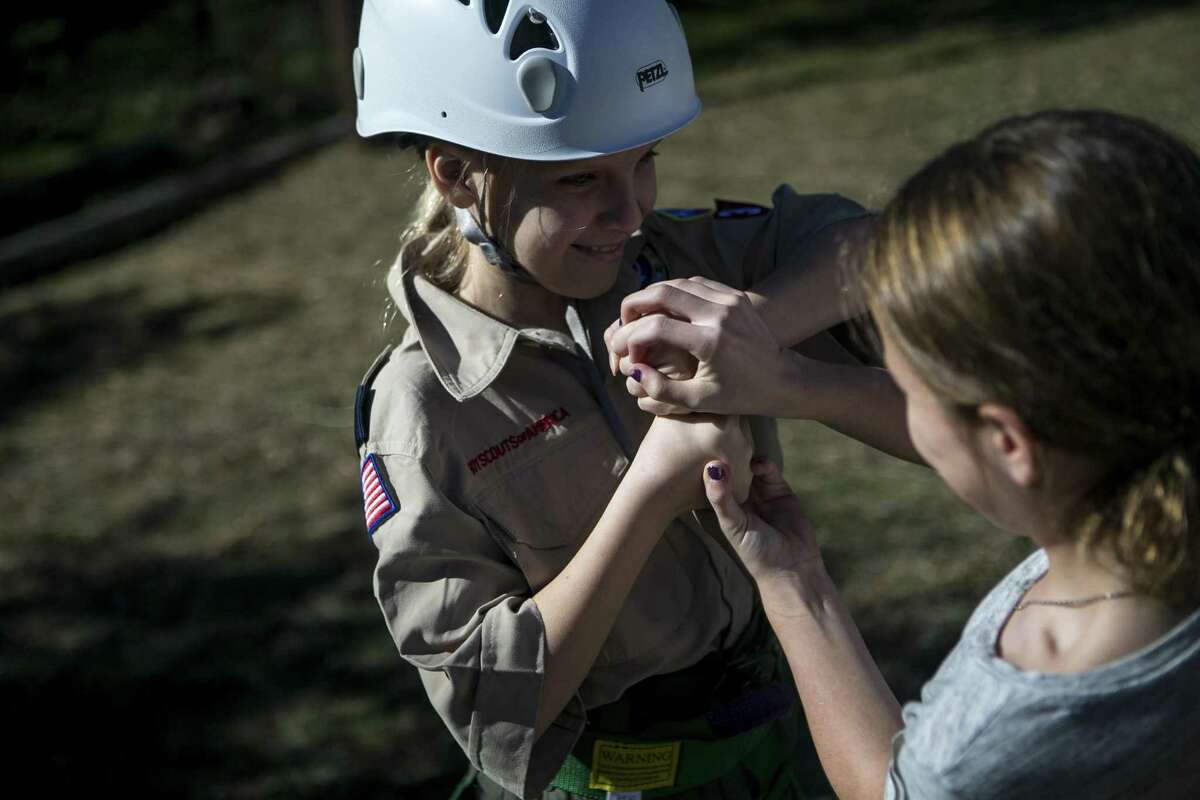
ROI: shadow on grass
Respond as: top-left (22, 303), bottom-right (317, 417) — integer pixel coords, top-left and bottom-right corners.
top-left (0, 500), bottom-right (974, 798)
top-left (0, 492), bottom-right (960, 799)
top-left (0, 286), bottom-right (297, 424)
top-left (0, 513), bottom-right (466, 798)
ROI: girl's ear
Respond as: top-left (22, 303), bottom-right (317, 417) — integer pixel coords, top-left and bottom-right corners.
top-left (976, 403), bottom-right (1040, 489)
top-left (425, 144), bottom-right (478, 209)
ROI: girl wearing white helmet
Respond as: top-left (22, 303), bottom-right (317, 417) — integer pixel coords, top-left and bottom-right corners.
top-left (351, 1), bottom-right (914, 797)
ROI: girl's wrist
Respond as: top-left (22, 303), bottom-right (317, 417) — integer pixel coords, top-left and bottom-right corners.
top-left (621, 450), bottom-right (693, 521)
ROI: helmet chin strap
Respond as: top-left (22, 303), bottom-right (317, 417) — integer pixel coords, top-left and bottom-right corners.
top-left (454, 207), bottom-right (539, 285)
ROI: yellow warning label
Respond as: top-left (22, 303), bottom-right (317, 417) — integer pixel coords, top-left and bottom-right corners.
top-left (588, 740), bottom-right (681, 792)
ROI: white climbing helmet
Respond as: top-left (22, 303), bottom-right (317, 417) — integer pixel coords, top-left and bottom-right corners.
top-left (354, 0), bottom-right (701, 161)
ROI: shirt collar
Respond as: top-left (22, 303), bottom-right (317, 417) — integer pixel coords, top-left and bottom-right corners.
top-left (389, 233), bottom-right (649, 402)
top-left (390, 243), bottom-right (517, 402)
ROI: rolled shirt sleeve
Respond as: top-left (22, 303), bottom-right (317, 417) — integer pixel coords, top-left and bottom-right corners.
top-left (370, 450), bottom-right (585, 798)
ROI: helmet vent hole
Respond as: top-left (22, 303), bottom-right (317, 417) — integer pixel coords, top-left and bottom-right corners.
top-left (510, 8), bottom-right (559, 60)
top-left (454, 0), bottom-right (469, 5)
top-left (483, 0), bottom-right (509, 34)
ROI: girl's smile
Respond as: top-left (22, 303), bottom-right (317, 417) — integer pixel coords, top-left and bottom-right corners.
top-left (571, 239), bottom-right (629, 262)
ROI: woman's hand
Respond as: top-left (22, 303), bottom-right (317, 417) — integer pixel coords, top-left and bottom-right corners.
top-left (701, 456), bottom-right (823, 587)
top-left (704, 457), bottom-right (904, 800)
top-left (603, 278), bottom-right (792, 416)
top-left (631, 413), bottom-right (753, 515)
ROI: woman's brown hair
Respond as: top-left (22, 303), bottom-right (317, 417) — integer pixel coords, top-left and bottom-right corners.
top-left (862, 110), bottom-right (1200, 607)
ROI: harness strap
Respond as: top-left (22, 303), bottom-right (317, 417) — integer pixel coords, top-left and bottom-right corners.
top-left (550, 722), bottom-right (776, 799)
top-left (547, 547), bottom-right (800, 797)
top-left (550, 639), bottom-right (797, 796)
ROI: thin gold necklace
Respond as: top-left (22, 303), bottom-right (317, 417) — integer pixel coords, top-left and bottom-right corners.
top-left (1013, 590), bottom-right (1135, 612)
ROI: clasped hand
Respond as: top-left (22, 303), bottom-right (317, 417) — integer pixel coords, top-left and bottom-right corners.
top-left (612, 277), bottom-right (832, 576)
top-left (603, 277), bottom-right (791, 416)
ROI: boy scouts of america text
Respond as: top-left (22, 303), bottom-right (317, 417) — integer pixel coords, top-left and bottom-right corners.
top-left (468, 407), bottom-right (571, 475)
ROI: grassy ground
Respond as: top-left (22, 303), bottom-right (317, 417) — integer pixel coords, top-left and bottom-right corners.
top-left (3, 4), bottom-right (1199, 797)
top-left (2, 4), bottom-right (337, 182)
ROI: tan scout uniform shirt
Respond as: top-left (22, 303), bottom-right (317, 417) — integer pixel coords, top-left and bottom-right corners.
top-left (357, 186), bottom-right (867, 798)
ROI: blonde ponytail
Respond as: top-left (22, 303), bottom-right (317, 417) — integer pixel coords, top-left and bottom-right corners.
top-left (397, 178), bottom-right (471, 291)
top-left (1079, 441), bottom-right (1200, 608)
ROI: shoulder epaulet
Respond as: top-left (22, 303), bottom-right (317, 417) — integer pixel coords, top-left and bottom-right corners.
top-left (655, 207), bottom-right (712, 221)
top-left (355, 345), bottom-right (394, 449)
top-left (714, 198), bottom-right (768, 220)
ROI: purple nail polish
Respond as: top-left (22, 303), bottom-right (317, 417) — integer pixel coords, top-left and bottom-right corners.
top-left (706, 465), bottom-right (724, 481)
top-left (631, 368), bottom-right (642, 382)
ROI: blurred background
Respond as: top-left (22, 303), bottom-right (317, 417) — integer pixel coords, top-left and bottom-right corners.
top-left (3, 1), bottom-right (1199, 797)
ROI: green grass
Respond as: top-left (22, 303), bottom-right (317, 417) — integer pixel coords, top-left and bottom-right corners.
top-left (3, 4), bottom-right (1199, 797)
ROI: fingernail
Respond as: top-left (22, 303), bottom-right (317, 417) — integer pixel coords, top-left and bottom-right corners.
top-left (706, 465), bottom-right (725, 481)
top-left (631, 368), bottom-right (642, 382)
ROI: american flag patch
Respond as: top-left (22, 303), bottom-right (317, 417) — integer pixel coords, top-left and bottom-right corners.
top-left (361, 453), bottom-right (398, 535)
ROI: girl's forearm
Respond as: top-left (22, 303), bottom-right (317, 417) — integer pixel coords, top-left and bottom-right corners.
top-left (531, 457), bottom-right (680, 737)
top-left (758, 567), bottom-right (903, 800)
top-left (770, 354), bottom-right (922, 464)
